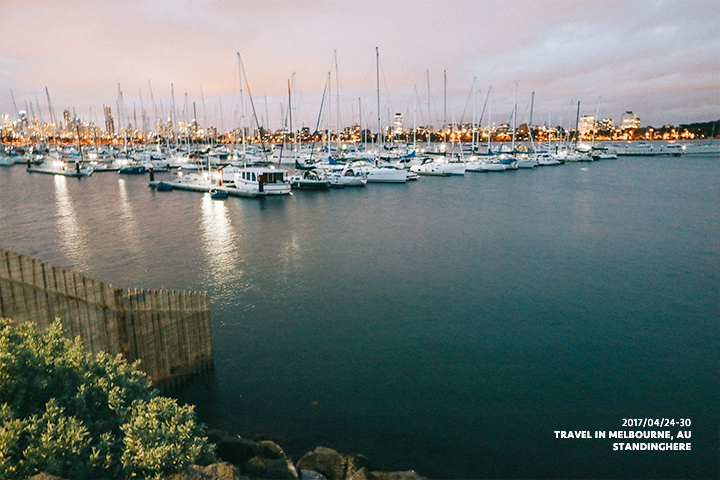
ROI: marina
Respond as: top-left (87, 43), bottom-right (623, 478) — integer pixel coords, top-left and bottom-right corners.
top-left (0, 147), bottom-right (717, 478)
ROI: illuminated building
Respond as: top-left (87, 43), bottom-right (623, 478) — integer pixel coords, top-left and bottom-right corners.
top-left (578, 115), bottom-right (595, 139)
top-left (393, 113), bottom-right (403, 135)
top-left (597, 118), bottom-right (613, 131)
top-left (104, 105), bottom-right (115, 135)
top-left (620, 111), bottom-right (640, 130)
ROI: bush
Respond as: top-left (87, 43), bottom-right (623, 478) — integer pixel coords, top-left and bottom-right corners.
top-left (0, 319), bottom-right (216, 479)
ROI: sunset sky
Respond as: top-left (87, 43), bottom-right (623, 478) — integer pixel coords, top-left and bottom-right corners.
top-left (1, 0), bottom-right (718, 132)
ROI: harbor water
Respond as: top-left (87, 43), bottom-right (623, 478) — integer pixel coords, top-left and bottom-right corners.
top-left (0, 153), bottom-right (717, 478)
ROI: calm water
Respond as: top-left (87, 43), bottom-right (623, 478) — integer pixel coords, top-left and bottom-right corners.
top-left (0, 152), bottom-right (718, 479)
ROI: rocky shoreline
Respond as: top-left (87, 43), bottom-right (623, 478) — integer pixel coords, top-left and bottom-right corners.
top-left (27, 432), bottom-right (426, 480)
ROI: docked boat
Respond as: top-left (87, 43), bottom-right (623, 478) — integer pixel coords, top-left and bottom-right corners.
top-left (231, 166), bottom-right (291, 195)
top-left (118, 164), bottom-right (147, 174)
top-left (535, 153), bottom-right (563, 166)
top-left (350, 161), bottom-right (408, 183)
top-left (288, 169), bottom-right (331, 190)
top-left (515, 157), bottom-right (538, 169)
top-left (613, 142), bottom-right (681, 156)
top-left (324, 165), bottom-right (368, 187)
top-left (410, 157), bottom-right (466, 176)
top-left (27, 160), bottom-right (93, 177)
top-left (479, 162), bottom-right (506, 172)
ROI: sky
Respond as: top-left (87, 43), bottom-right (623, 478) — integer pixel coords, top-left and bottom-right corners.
top-left (1, 0), bottom-right (719, 133)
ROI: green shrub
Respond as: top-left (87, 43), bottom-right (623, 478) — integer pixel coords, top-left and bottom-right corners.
top-left (0, 319), bottom-right (216, 479)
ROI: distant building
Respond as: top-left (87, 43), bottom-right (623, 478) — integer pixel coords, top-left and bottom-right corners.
top-left (393, 113), bottom-right (403, 135)
top-left (597, 118), bottom-right (614, 131)
top-left (620, 111), bottom-right (640, 130)
top-left (104, 105), bottom-right (115, 136)
top-left (63, 109), bottom-right (71, 132)
top-left (578, 115), bottom-right (595, 138)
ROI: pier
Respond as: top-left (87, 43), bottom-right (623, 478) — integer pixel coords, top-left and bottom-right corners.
top-left (0, 248), bottom-right (213, 390)
top-left (149, 179), bottom-right (265, 198)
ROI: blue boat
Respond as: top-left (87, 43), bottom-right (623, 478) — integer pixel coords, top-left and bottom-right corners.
top-left (210, 189), bottom-right (229, 200)
top-left (119, 165), bottom-right (147, 174)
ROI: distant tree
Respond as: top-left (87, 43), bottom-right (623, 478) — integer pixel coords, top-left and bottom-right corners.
top-left (0, 319), bottom-right (216, 480)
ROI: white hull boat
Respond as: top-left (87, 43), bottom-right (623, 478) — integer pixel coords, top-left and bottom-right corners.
top-left (351, 162), bottom-right (408, 183)
top-left (232, 166), bottom-right (291, 195)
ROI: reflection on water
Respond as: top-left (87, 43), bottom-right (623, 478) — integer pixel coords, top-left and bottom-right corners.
top-left (54, 175), bottom-right (89, 269)
top-left (117, 178), bottom-right (145, 262)
top-left (200, 194), bottom-right (241, 293)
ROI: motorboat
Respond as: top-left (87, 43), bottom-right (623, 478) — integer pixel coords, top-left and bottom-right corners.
top-left (288, 169), bottom-right (331, 190)
top-left (27, 159), bottom-right (93, 177)
top-left (350, 161), bottom-right (408, 183)
top-left (535, 153), bottom-right (563, 166)
top-left (324, 165), bottom-right (368, 187)
top-left (231, 166), bottom-right (291, 195)
top-left (410, 157), bottom-right (466, 176)
top-left (515, 157), bottom-right (538, 169)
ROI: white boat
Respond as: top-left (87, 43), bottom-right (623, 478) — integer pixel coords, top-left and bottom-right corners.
top-left (479, 162), bottom-right (506, 172)
top-left (27, 159), bottom-right (93, 177)
top-left (324, 165), bottom-right (368, 187)
top-left (613, 142), bottom-right (683, 156)
top-left (557, 151), bottom-right (593, 162)
top-left (232, 166), bottom-right (291, 195)
top-left (410, 158), bottom-right (466, 176)
top-left (535, 153), bottom-right (563, 166)
top-left (515, 157), bottom-right (538, 169)
top-left (0, 156), bottom-right (15, 167)
top-left (590, 148), bottom-right (618, 160)
top-left (351, 161), bottom-right (408, 183)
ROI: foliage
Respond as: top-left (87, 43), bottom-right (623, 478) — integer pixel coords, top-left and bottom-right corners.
top-left (0, 319), bottom-right (216, 479)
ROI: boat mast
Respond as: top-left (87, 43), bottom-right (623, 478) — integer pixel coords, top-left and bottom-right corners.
top-left (426, 69), bottom-right (431, 150)
top-left (236, 52), bottom-right (247, 165)
top-left (591, 97), bottom-right (601, 148)
top-left (443, 69), bottom-right (447, 147)
top-left (512, 82), bottom-right (517, 153)
top-left (335, 49), bottom-right (340, 153)
top-left (487, 86), bottom-right (492, 153)
top-left (376, 46), bottom-right (381, 155)
top-left (471, 77), bottom-right (477, 152)
top-left (529, 91), bottom-right (535, 151)
top-left (574, 100), bottom-right (581, 148)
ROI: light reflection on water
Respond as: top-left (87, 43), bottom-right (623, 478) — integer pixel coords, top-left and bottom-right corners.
top-left (53, 175), bottom-right (89, 270)
top-left (116, 178), bottom-right (145, 263)
top-left (200, 194), bottom-right (242, 295)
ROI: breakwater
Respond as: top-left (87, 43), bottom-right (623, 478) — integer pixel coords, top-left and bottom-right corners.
top-left (0, 248), bottom-right (213, 389)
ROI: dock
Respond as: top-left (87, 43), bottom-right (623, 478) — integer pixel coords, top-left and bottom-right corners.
top-left (27, 165), bottom-right (92, 177)
top-left (148, 180), bottom-right (265, 198)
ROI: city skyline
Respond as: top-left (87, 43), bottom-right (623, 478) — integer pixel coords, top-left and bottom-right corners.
top-left (1, 0), bottom-right (719, 131)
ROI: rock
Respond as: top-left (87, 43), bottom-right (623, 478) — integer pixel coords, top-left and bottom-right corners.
top-left (347, 468), bottom-right (378, 480)
top-left (242, 456), bottom-right (268, 476)
top-left (163, 462), bottom-right (244, 480)
top-left (370, 471), bottom-right (425, 480)
top-left (259, 439), bottom-right (287, 459)
top-left (299, 469), bottom-right (327, 480)
top-left (241, 456), bottom-right (298, 479)
top-left (216, 435), bottom-right (264, 465)
top-left (296, 446), bottom-right (369, 480)
top-left (262, 458), bottom-right (299, 479)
